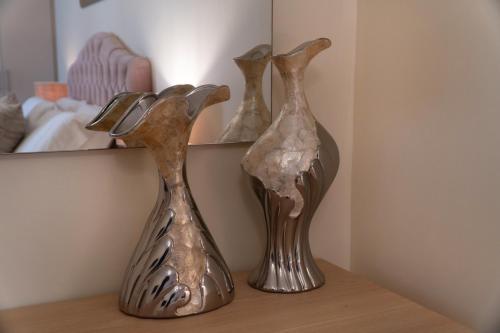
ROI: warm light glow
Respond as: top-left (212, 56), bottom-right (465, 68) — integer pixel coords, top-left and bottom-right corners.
top-left (34, 82), bottom-right (68, 101)
top-left (150, 30), bottom-right (215, 88)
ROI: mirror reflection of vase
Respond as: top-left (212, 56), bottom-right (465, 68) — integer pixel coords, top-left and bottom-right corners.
top-left (218, 44), bottom-right (272, 143)
top-left (102, 85), bottom-right (234, 318)
top-left (241, 38), bottom-right (340, 293)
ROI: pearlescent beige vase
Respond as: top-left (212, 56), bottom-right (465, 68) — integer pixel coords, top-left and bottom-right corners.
top-left (86, 85), bottom-right (194, 147)
top-left (241, 38), bottom-right (340, 293)
top-left (219, 44), bottom-right (272, 143)
top-left (91, 85), bottom-right (234, 318)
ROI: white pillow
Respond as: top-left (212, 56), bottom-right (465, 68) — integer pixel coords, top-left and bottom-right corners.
top-left (22, 97), bottom-right (60, 134)
top-left (74, 104), bottom-right (112, 149)
top-left (56, 97), bottom-right (85, 112)
top-left (15, 112), bottom-right (88, 153)
top-left (74, 103), bottom-right (101, 126)
top-left (21, 96), bottom-right (47, 117)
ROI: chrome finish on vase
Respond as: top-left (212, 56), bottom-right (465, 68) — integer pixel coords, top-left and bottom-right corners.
top-left (85, 84), bottom-right (195, 147)
top-left (242, 38), bottom-right (340, 293)
top-left (90, 85), bottom-right (234, 318)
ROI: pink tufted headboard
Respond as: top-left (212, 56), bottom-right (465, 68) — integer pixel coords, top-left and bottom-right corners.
top-left (67, 32), bottom-right (153, 106)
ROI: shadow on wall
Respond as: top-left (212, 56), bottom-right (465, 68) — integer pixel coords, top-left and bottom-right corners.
top-left (482, 294), bottom-right (500, 333)
top-left (488, 0), bottom-right (500, 31)
top-left (493, 0), bottom-right (500, 11)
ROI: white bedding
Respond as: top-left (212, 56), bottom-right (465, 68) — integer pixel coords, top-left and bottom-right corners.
top-left (16, 97), bottom-right (111, 153)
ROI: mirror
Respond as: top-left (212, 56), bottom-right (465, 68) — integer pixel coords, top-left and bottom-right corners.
top-left (0, 0), bottom-right (272, 154)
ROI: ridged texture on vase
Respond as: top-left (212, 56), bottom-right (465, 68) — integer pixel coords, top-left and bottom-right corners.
top-left (219, 44), bottom-right (271, 143)
top-left (117, 171), bottom-right (234, 317)
top-left (242, 38), bottom-right (339, 293)
top-left (102, 85), bottom-right (234, 318)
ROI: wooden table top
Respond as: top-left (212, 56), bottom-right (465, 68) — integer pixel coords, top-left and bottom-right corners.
top-left (0, 259), bottom-right (472, 333)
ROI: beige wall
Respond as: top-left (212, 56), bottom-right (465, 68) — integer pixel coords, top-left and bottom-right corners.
top-left (0, 145), bottom-right (265, 309)
top-left (352, 0), bottom-right (500, 332)
top-left (273, 0), bottom-right (357, 269)
top-left (0, 0), bottom-right (55, 101)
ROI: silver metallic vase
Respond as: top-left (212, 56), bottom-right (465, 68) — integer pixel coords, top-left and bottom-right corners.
top-left (241, 38), bottom-right (340, 293)
top-left (103, 85), bottom-right (234, 318)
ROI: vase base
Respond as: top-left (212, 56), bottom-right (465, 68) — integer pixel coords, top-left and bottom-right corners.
top-left (118, 297), bottom-right (234, 319)
top-left (248, 279), bottom-right (324, 294)
top-left (247, 260), bottom-right (325, 293)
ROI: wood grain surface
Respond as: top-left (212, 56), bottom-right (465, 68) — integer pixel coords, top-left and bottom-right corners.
top-left (0, 260), bottom-right (473, 333)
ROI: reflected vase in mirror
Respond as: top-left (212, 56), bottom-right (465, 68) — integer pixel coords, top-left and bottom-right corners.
top-left (219, 44), bottom-right (272, 143)
top-left (88, 85), bottom-right (234, 318)
top-left (241, 38), bottom-right (340, 293)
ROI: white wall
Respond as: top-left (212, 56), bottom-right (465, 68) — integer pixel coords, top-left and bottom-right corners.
top-left (273, 0), bottom-right (357, 269)
top-left (352, 1), bottom-right (500, 332)
top-left (53, 0), bottom-right (271, 144)
top-left (0, 0), bottom-right (55, 101)
top-left (0, 145), bottom-right (265, 309)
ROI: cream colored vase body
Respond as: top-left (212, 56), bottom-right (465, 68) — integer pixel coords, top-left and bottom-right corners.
top-left (242, 39), bottom-right (340, 293)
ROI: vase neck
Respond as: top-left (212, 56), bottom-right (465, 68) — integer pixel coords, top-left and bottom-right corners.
top-left (280, 69), bottom-right (309, 114)
top-left (237, 62), bottom-right (267, 103)
top-left (272, 38), bottom-right (332, 116)
top-left (148, 143), bottom-right (188, 186)
top-left (159, 170), bottom-right (190, 195)
top-left (243, 78), bottom-right (264, 102)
